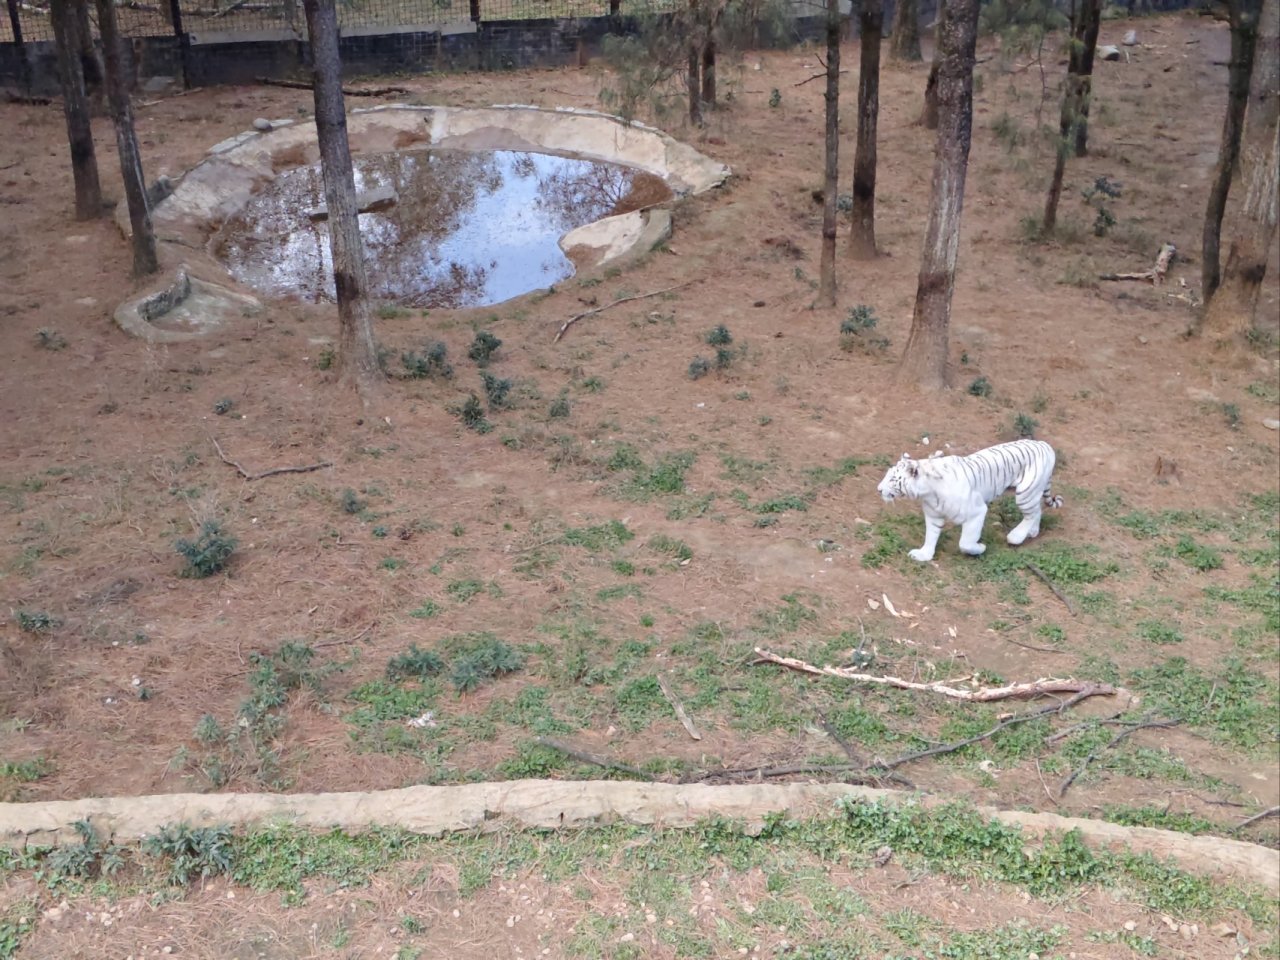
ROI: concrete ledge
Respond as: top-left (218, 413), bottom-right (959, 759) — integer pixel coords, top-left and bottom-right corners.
top-left (1, 780), bottom-right (1275, 889)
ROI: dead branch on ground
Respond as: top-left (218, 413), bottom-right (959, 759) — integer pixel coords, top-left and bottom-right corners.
top-left (1057, 718), bottom-right (1181, 798)
top-left (255, 77), bottom-right (410, 97)
top-left (657, 674), bottom-right (702, 741)
top-left (818, 712), bottom-right (863, 765)
top-left (753, 648), bottom-right (1116, 703)
top-left (1234, 806), bottom-right (1280, 832)
top-left (1025, 562), bottom-right (1077, 616)
top-left (533, 737), bottom-right (652, 780)
top-left (688, 761), bottom-right (911, 788)
top-left (555, 280), bottom-right (698, 342)
top-left (210, 436), bottom-right (332, 481)
top-left (1042, 712), bottom-right (1125, 744)
top-left (1100, 242), bottom-right (1177, 285)
top-left (869, 689), bottom-right (1105, 772)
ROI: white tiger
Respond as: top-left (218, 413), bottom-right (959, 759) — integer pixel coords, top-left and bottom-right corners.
top-left (876, 439), bottom-right (1062, 562)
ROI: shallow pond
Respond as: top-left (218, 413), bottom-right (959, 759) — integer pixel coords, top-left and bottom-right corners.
top-left (214, 149), bottom-right (670, 309)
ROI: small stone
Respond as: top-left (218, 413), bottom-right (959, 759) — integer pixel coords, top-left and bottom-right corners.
top-left (75, 297), bottom-right (97, 306)
top-left (253, 118), bottom-right (273, 132)
top-left (1136, 335), bottom-right (1148, 344)
top-left (1211, 922), bottom-right (1238, 937)
top-left (66, 235), bottom-right (90, 245)
top-left (1263, 419), bottom-right (1279, 430)
top-left (1122, 30), bottom-right (1138, 45)
top-left (1124, 921), bottom-right (1137, 931)
top-left (1179, 923), bottom-right (1195, 940)
top-left (619, 933), bottom-right (635, 943)
top-left (1099, 44), bottom-right (1122, 61)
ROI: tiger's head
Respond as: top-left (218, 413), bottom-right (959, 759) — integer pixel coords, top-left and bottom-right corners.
top-left (877, 453), bottom-right (921, 502)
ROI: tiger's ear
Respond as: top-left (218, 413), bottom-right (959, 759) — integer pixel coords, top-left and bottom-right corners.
top-left (905, 460), bottom-right (919, 477)
top-left (901, 452), bottom-right (912, 461)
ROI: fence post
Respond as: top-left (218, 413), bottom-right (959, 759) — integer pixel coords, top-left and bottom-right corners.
top-left (5, 0), bottom-right (31, 93)
top-left (166, 0), bottom-right (189, 88)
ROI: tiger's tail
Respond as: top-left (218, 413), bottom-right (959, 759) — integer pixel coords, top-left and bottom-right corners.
top-left (1043, 485), bottom-right (1064, 510)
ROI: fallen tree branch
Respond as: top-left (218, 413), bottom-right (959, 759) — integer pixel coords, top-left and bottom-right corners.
top-left (657, 674), bottom-right (701, 741)
top-left (689, 761), bottom-right (911, 788)
top-left (794, 69), bottom-right (848, 86)
top-left (818, 712), bottom-right (863, 765)
top-left (1099, 242), bottom-right (1176, 285)
top-left (554, 280), bottom-right (699, 342)
top-left (1058, 718), bottom-right (1181, 798)
top-left (753, 648), bottom-right (1115, 703)
top-left (533, 737), bottom-right (651, 780)
top-left (870, 689), bottom-right (1104, 771)
top-left (1025, 562), bottom-right (1076, 616)
top-left (1041, 712), bottom-right (1125, 744)
top-left (1234, 806), bottom-right (1280, 832)
top-left (210, 436), bottom-right (332, 481)
top-left (255, 76), bottom-right (410, 97)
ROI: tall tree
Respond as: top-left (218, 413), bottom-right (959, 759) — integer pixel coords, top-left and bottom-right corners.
top-left (49, 0), bottom-right (101, 221)
top-left (919, 0), bottom-right (948, 128)
top-left (816, 0), bottom-right (843, 306)
top-left (1202, 0), bottom-right (1262, 301)
top-left (1202, 0), bottom-right (1279, 338)
top-left (850, 0), bottom-right (883, 259)
top-left (898, 0), bottom-right (980, 389)
top-left (1070, 0), bottom-right (1102, 155)
top-left (1042, 0), bottom-right (1102, 234)
top-left (302, 0), bottom-right (385, 402)
top-left (95, 0), bottom-right (158, 276)
top-left (891, 0), bottom-right (922, 61)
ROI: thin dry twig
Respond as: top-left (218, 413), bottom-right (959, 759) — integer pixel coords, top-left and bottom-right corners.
top-left (1034, 760), bottom-right (1059, 807)
top-left (314, 622), bottom-right (376, 649)
top-left (1000, 634), bottom-right (1069, 654)
top-left (793, 69), bottom-right (848, 86)
top-left (1058, 718), bottom-right (1181, 798)
top-left (870, 689), bottom-right (1103, 772)
top-left (1024, 562), bottom-right (1077, 617)
top-left (1042, 712), bottom-right (1125, 744)
top-left (1234, 806), bottom-right (1280, 832)
top-left (533, 737), bottom-right (651, 780)
top-left (689, 761), bottom-right (911, 788)
top-left (255, 76), bottom-right (410, 96)
top-left (210, 436), bottom-right (332, 481)
top-left (818, 713), bottom-right (863, 765)
top-left (753, 647), bottom-right (1115, 703)
top-left (555, 280), bottom-right (699, 342)
top-left (656, 674), bottom-right (702, 741)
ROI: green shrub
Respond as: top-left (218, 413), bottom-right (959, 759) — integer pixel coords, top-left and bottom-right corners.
top-left (840, 305), bottom-right (889, 352)
top-left (449, 636), bottom-right (526, 693)
top-left (968, 376), bottom-right (993, 398)
top-left (688, 357), bottom-right (712, 380)
top-left (481, 372), bottom-right (513, 409)
top-left (175, 521), bottom-right (237, 578)
top-left (468, 331), bottom-right (502, 367)
top-left (386, 645), bottom-right (445, 682)
top-left (402, 341), bottom-right (453, 379)
top-left (456, 395), bottom-right (491, 433)
top-left (13, 610), bottom-right (58, 633)
top-left (705, 325), bottom-right (733, 346)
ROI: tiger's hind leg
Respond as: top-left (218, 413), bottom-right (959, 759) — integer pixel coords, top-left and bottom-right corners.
top-left (1007, 487), bottom-right (1045, 545)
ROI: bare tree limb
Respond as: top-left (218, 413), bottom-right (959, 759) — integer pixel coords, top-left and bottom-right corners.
top-left (1058, 718), bottom-right (1181, 798)
top-left (533, 737), bottom-right (652, 780)
top-left (255, 76), bottom-right (410, 97)
top-left (818, 713), bottom-right (863, 765)
top-left (657, 674), bottom-right (702, 741)
top-left (210, 436), bottom-right (333, 481)
top-left (870, 689), bottom-right (1103, 771)
top-left (689, 761), bottom-right (911, 788)
top-left (1042, 712), bottom-right (1125, 744)
top-left (554, 281), bottom-right (698, 342)
top-left (753, 647), bottom-right (1116, 702)
top-left (1100, 242), bottom-right (1177, 283)
top-left (1025, 562), bottom-right (1077, 616)
top-left (1234, 805), bottom-right (1280, 831)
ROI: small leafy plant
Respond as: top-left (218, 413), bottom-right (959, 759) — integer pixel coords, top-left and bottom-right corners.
top-left (1081, 176), bottom-right (1122, 237)
top-left (481, 372), bottom-right (513, 409)
top-left (36, 329), bottom-right (67, 351)
top-left (968, 376), bottom-right (993, 398)
top-left (339, 488), bottom-right (367, 515)
top-left (688, 357), bottom-right (712, 380)
top-left (386, 645), bottom-right (445, 682)
top-left (448, 635), bottom-right (525, 693)
top-left (14, 610), bottom-right (58, 633)
top-left (840, 305), bottom-right (889, 352)
top-left (468, 331), bottom-right (502, 367)
top-left (175, 521), bottom-right (237, 578)
top-left (456, 395), bottom-right (492, 433)
top-left (143, 823), bottom-right (234, 886)
top-left (1012, 412), bottom-right (1038, 439)
top-left (402, 341), bottom-right (453, 380)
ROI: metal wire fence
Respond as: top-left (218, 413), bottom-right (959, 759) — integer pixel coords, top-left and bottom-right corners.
top-left (1, 0), bottom-right (697, 43)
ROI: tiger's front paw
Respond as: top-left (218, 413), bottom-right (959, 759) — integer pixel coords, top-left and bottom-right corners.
top-left (959, 542), bottom-right (987, 556)
top-left (907, 548), bottom-right (935, 562)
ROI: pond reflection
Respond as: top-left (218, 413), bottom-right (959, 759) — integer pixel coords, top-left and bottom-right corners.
top-left (214, 149), bottom-right (671, 309)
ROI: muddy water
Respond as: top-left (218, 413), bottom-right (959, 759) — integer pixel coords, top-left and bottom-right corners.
top-left (213, 149), bottom-right (670, 309)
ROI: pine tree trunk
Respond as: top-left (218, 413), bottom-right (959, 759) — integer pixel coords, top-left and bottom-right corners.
top-left (850, 0), bottom-right (882, 260)
top-left (1202, 0), bottom-right (1261, 301)
top-left (919, 0), bottom-right (947, 129)
top-left (816, 0), bottom-right (842, 307)
top-left (898, 0), bottom-right (979, 390)
top-left (303, 0), bottom-right (384, 402)
top-left (687, 40), bottom-right (703, 126)
top-left (1203, 0), bottom-right (1279, 338)
top-left (702, 37), bottom-right (717, 107)
top-left (890, 0), bottom-right (922, 61)
top-left (49, 0), bottom-right (101, 221)
top-left (95, 0), bottom-right (158, 277)
top-left (1042, 73), bottom-right (1079, 235)
top-left (1071, 0), bottom-right (1102, 156)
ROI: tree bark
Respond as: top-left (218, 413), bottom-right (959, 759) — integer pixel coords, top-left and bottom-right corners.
top-left (1202, 0), bottom-right (1262, 301)
top-left (890, 0), bottom-right (922, 61)
top-left (49, 0), bottom-right (102, 221)
top-left (850, 0), bottom-right (883, 259)
top-left (816, 0), bottom-right (843, 307)
top-left (95, 0), bottom-right (158, 277)
top-left (702, 36), bottom-right (717, 107)
top-left (1043, 0), bottom-right (1101, 234)
top-left (1071, 0), bottom-right (1102, 156)
top-left (919, 0), bottom-right (947, 128)
top-left (687, 39), bottom-right (703, 126)
top-left (1203, 0), bottom-right (1279, 338)
top-left (5, 0), bottom-right (31, 93)
top-left (898, 0), bottom-right (980, 390)
top-left (302, 0), bottom-right (385, 402)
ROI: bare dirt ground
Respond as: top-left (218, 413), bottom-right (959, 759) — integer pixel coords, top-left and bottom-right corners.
top-left (0, 9), bottom-right (1278, 958)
